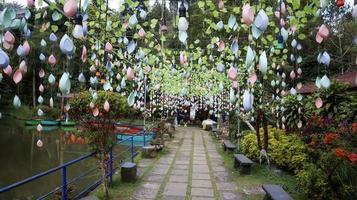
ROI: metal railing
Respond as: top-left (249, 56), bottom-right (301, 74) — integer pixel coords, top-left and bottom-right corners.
top-left (0, 133), bottom-right (150, 200)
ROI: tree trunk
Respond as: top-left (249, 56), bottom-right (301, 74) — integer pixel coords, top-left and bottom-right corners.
top-left (101, 152), bottom-right (109, 199)
top-left (263, 113), bottom-right (269, 151)
top-left (255, 109), bottom-right (262, 150)
top-left (32, 65), bottom-right (36, 107)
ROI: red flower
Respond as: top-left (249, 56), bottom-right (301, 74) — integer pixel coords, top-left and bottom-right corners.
top-left (348, 153), bottom-right (357, 164)
top-left (352, 122), bottom-right (357, 132)
top-left (323, 133), bottom-right (338, 145)
top-left (335, 148), bottom-right (346, 158)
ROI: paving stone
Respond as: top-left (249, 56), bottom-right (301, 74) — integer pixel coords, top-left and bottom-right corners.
top-left (169, 175), bottom-right (188, 183)
top-left (132, 182), bottom-right (160, 199)
top-left (151, 167), bottom-right (169, 175)
top-left (144, 174), bottom-right (165, 182)
top-left (162, 196), bottom-right (186, 200)
top-left (175, 160), bottom-right (190, 165)
top-left (191, 188), bottom-right (214, 197)
top-left (242, 186), bottom-right (265, 195)
top-left (192, 179), bottom-right (213, 188)
top-left (193, 165), bottom-right (210, 173)
top-left (193, 160), bottom-right (208, 165)
top-left (174, 164), bottom-right (189, 170)
top-left (216, 182), bottom-right (238, 191)
top-left (193, 156), bottom-right (207, 161)
top-left (221, 192), bottom-right (244, 200)
top-left (192, 173), bottom-right (211, 180)
top-left (214, 171), bottom-right (233, 182)
top-left (191, 197), bottom-right (215, 200)
top-left (212, 166), bottom-right (228, 172)
top-left (164, 182), bottom-right (187, 197)
top-left (171, 169), bottom-right (189, 175)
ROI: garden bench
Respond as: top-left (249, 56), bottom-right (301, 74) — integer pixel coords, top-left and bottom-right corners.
top-left (223, 140), bottom-right (237, 151)
top-left (262, 184), bottom-right (293, 200)
top-left (121, 162), bottom-right (137, 182)
top-left (142, 145), bottom-right (157, 158)
top-left (233, 154), bottom-right (253, 174)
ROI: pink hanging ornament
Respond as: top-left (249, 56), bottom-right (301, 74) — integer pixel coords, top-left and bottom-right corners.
top-left (81, 46), bottom-right (87, 62)
top-left (104, 100), bottom-right (110, 112)
top-left (105, 42), bottom-right (113, 52)
top-left (3, 65), bottom-right (12, 76)
top-left (63, 0), bottom-right (77, 17)
top-left (233, 81), bottom-right (238, 89)
top-left (48, 54), bottom-right (57, 65)
top-left (36, 139), bottom-right (43, 147)
top-left (248, 73), bottom-right (257, 85)
top-left (19, 60), bottom-right (27, 73)
top-left (39, 84), bottom-right (44, 92)
top-left (228, 67), bottom-right (237, 81)
top-left (49, 97), bottom-right (54, 108)
top-left (4, 31), bottom-right (15, 44)
top-left (218, 0), bottom-right (225, 10)
top-left (13, 69), bottom-right (23, 84)
top-left (138, 28), bottom-right (146, 38)
top-left (217, 40), bottom-right (225, 52)
top-left (127, 67), bottom-right (135, 80)
top-left (39, 68), bottom-right (45, 78)
top-left (3, 41), bottom-right (13, 51)
top-left (23, 40), bottom-right (31, 56)
top-left (242, 4), bottom-right (254, 26)
top-left (27, 0), bottom-right (35, 7)
top-left (93, 107), bottom-right (99, 117)
top-left (315, 97), bottom-right (323, 108)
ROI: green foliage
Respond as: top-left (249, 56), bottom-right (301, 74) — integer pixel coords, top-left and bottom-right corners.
top-left (69, 91), bottom-right (139, 120)
top-left (241, 126), bottom-right (308, 173)
top-left (280, 95), bottom-right (306, 131)
top-left (296, 163), bottom-right (329, 200)
top-left (305, 82), bottom-right (357, 122)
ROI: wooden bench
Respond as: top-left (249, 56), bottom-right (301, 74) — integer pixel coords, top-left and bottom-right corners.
top-left (233, 154), bottom-right (253, 174)
top-left (262, 184), bottom-right (293, 200)
top-left (223, 140), bottom-right (237, 152)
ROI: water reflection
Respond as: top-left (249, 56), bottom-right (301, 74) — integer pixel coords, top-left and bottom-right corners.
top-left (0, 117), bottom-right (98, 199)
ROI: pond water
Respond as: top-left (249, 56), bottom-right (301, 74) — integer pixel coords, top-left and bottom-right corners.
top-left (0, 117), bottom-right (131, 200)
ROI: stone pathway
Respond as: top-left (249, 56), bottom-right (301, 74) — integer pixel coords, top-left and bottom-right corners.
top-left (131, 127), bottom-right (243, 200)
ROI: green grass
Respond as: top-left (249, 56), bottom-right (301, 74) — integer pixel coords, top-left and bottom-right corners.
top-left (215, 141), bottom-right (306, 200)
top-left (1, 105), bottom-right (34, 119)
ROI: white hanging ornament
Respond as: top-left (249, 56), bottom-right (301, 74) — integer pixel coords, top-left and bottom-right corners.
top-left (178, 17), bottom-right (189, 32)
top-left (36, 139), bottom-right (43, 147)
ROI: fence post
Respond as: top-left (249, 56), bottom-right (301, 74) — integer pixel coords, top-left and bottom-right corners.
top-left (131, 136), bottom-right (134, 163)
top-left (62, 166), bottom-right (67, 200)
top-left (109, 149), bottom-right (113, 185)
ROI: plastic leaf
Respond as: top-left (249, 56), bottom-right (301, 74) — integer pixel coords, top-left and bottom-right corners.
top-left (228, 14), bottom-right (236, 29)
top-left (48, 74), bottom-right (56, 85)
top-left (320, 75), bottom-right (331, 89)
top-left (13, 69), bottom-right (22, 84)
top-left (13, 95), bottom-right (21, 108)
top-left (259, 51), bottom-right (268, 74)
top-left (243, 90), bottom-right (253, 111)
top-left (127, 40), bottom-right (136, 54)
top-left (59, 72), bottom-right (71, 94)
top-left (59, 34), bottom-right (74, 56)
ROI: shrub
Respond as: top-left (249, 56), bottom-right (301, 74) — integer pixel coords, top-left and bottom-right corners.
top-left (296, 163), bottom-right (329, 200)
top-left (69, 91), bottom-right (140, 120)
top-left (241, 126), bottom-right (308, 173)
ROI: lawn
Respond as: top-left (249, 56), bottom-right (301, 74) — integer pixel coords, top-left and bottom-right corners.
top-left (215, 140), bottom-right (306, 200)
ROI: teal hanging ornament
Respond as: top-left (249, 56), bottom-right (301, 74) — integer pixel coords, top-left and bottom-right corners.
top-left (276, 33), bottom-right (284, 49)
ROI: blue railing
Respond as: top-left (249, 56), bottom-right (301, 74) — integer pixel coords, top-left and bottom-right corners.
top-left (0, 133), bottom-right (147, 200)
